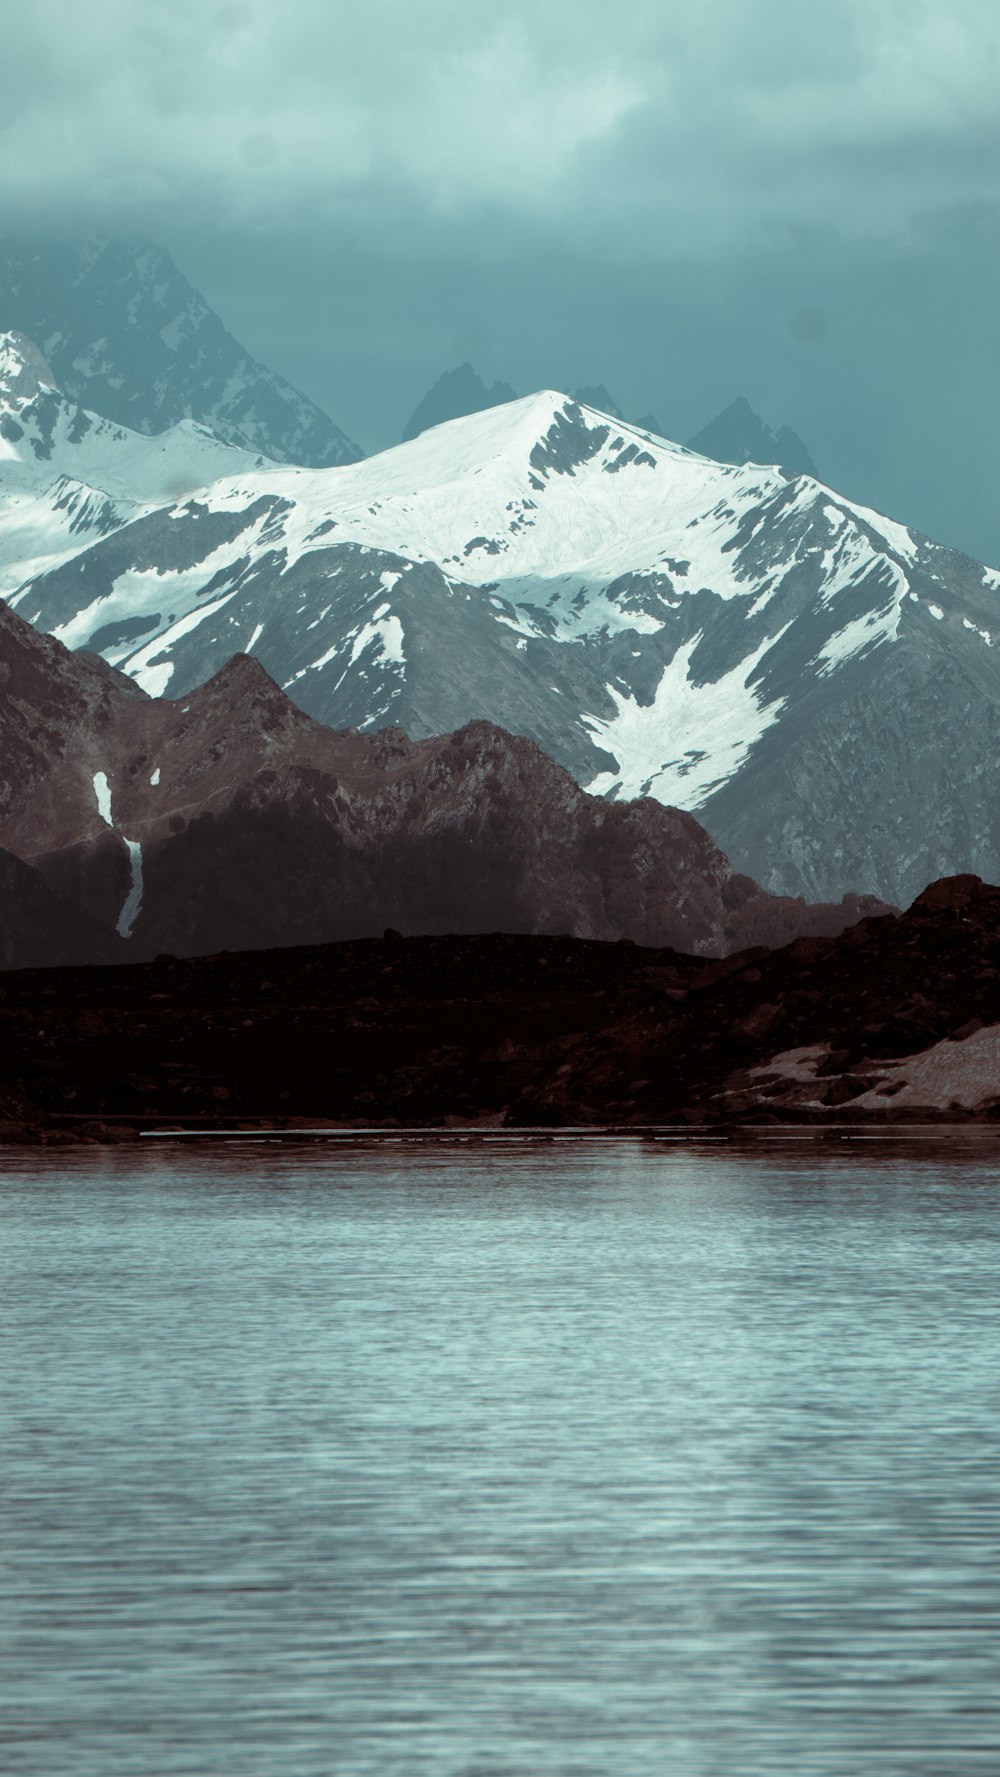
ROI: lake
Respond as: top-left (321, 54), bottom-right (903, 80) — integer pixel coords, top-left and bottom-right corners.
top-left (4, 1132), bottom-right (1000, 1774)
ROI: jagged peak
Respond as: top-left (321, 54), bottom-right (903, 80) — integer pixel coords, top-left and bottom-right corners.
top-left (197, 651), bottom-right (285, 696)
top-left (180, 653), bottom-right (315, 726)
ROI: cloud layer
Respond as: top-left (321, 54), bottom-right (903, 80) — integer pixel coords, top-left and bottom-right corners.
top-left (4, 0), bottom-right (1000, 240)
top-left (3, 1), bottom-right (1000, 565)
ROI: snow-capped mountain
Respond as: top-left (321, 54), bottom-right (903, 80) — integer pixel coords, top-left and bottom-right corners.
top-left (0, 331), bottom-right (272, 597)
top-left (8, 387), bottom-right (1000, 905)
top-left (0, 234), bottom-right (362, 466)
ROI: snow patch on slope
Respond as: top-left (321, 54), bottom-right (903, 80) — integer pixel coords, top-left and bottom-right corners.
top-left (92, 770), bottom-right (113, 825)
top-left (91, 769), bottom-right (143, 936)
top-left (583, 632), bottom-right (787, 807)
top-left (117, 839), bottom-right (144, 939)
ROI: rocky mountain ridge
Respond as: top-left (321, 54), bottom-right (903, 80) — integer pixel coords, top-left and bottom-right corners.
top-left (0, 592), bottom-right (884, 967)
top-left (0, 329), bottom-right (269, 601)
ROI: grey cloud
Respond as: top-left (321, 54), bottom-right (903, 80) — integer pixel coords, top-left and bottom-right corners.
top-left (3, 0), bottom-right (1000, 567)
top-left (4, 0), bottom-right (1000, 240)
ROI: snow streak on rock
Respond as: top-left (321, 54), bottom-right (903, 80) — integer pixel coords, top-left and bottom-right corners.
top-left (90, 768), bottom-right (143, 936)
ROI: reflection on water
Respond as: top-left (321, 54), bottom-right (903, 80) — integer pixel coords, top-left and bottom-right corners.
top-left (4, 1134), bottom-right (1000, 1775)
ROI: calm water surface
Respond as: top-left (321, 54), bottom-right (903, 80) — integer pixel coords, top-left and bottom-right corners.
top-left (4, 1133), bottom-right (1000, 1775)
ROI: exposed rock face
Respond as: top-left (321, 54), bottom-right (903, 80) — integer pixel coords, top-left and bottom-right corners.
top-left (687, 396), bottom-right (818, 478)
top-left (0, 596), bottom-right (886, 965)
top-left (3, 875), bottom-right (999, 1136)
top-left (0, 234), bottom-right (362, 466)
top-left (10, 389), bottom-right (1000, 905)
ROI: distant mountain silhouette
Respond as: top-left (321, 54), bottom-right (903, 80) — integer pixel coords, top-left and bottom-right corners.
top-left (571, 384), bottom-right (625, 420)
top-left (687, 396), bottom-right (817, 477)
top-left (402, 363), bottom-right (517, 441)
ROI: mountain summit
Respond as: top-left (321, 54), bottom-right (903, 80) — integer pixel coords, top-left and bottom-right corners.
top-left (0, 234), bottom-right (362, 467)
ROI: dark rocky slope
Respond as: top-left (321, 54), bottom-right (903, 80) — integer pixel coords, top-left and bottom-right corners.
top-left (3, 875), bottom-right (1000, 1140)
top-left (0, 848), bottom-right (124, 970)
top-left (0, 596), bottom-right (884, 966)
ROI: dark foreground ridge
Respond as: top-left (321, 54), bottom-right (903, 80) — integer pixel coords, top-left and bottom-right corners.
top-left (3, 874), bottom-right (1000, 1143)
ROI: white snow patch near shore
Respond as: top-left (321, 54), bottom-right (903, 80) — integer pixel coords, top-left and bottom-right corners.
top-left (753, 1025), bottom-right (1000, 1113)
top-left (852, 1025), bottom-right (1000, 1111)
top-left (150, 767), bottom-right (160, 786)
top-left (750, 1044), bottom-right (830, 1082)
top-left (583, 631), bottom-right (786, 808)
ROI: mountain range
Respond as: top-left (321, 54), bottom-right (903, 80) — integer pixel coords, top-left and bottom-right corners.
top-left (6, 334), bottom-right (1000, 906)
top-left (0, 588), bottom-right (881, 968)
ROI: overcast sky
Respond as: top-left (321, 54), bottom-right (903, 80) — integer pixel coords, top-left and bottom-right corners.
top-left (4, 0), bottom-right (1000, 558)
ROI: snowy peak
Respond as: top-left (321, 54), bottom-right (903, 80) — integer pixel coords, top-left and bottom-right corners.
top-left (0, 233), bottom-right (363, 468)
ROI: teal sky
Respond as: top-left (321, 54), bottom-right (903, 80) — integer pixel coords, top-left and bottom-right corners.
top-left (4, 0), bottom-right (1000, 560)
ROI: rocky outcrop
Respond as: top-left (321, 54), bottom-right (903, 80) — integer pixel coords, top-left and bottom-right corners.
top-left (522, 872), bottom-right (1000, 1126)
